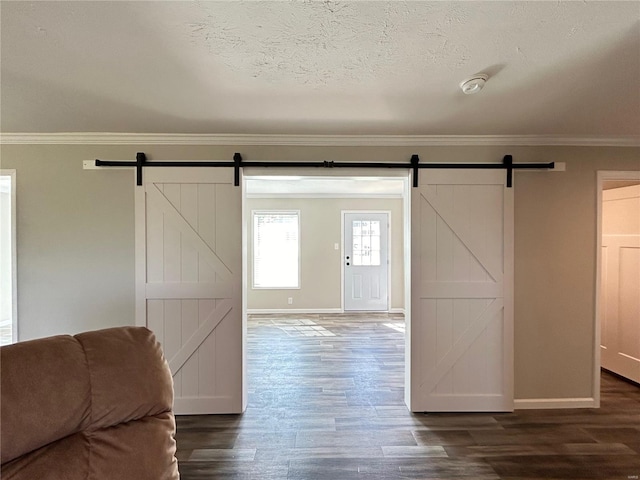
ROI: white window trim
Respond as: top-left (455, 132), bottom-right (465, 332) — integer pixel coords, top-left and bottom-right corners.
top-left (251, 210), bottom-right (301, 290)
top-left (1, 170), bottom-right (17, 344)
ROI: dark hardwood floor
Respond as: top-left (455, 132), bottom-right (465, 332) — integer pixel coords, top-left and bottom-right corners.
top-left (175, 313), bottom-right (640, 479)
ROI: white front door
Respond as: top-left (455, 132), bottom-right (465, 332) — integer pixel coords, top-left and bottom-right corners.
top-left (136, 168), bottom-right (244, 414)
top-left (410, 170), bottom-right (514, 412)
top-left (601, 185), bottom-right (640, 383)
top-left (343, 212), bottom-right (389, 311)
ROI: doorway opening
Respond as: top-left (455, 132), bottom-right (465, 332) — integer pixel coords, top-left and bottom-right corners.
top-left (596, 170), bottom-right (640, 402)
top-left (243, 171), bottom-right (412, 409)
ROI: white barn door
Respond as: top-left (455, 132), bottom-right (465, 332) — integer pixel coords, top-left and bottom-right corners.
top-left (136, 168), bottom-right (244, 414)
top-left (410, 170), bottom-right (513, 412)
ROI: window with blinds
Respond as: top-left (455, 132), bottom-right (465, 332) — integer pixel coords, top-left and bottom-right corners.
top-left (253, 211), bottom-right (300, 288)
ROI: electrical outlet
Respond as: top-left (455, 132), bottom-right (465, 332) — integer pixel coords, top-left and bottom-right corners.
top-left (287, 297), bottom-right (293, 305)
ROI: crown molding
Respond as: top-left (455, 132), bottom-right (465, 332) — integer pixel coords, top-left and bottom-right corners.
top-left (1, 132), bottom-right (639, 147)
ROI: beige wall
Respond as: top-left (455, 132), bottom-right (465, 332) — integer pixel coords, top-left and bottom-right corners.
top-left (2, 143), bottom-right (639, 402)
top-left (0, 146), bottom-right (135, 340)
top-left (246, 196), bottom-right (404, 311)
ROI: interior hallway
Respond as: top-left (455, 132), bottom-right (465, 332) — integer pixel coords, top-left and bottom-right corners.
top-left (175, 313), bottom-right (640, 479)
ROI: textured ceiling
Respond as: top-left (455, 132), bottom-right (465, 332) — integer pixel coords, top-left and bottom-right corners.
top-left (2, 1), bottom-right (639, 137)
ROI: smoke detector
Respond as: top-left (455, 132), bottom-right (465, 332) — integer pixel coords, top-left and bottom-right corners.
top-left (459, 73), bottom-right (489, 95)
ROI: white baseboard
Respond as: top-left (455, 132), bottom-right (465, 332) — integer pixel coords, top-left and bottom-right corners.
top-left (389, 308), bottom-right (406, 315)
top-left (247, 308), bottom-right (343, 315)
top-left (514, 397), bottom-right (597, 409)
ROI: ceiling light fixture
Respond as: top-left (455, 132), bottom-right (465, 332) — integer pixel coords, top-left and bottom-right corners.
top-left (459, 73), bottom-right (489, 95)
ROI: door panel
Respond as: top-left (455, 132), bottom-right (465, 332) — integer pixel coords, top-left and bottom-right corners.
top-left (601, 185), bottom-right (640, 383)
top-left (619, 247), bottom-right (640, 360)
top-left (136, 168), bottom-right (244, 414)
top-left (344, 212), bottom-right (389, 311)
top-left (410, 170), bottom-right (513, 412)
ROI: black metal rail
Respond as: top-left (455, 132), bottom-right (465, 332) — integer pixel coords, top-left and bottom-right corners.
top-left (94, 153), bottom-right (555, 188)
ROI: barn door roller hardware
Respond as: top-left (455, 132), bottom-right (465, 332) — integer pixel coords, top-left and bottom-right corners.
top-left (94, 153), bottom-right (555, 188)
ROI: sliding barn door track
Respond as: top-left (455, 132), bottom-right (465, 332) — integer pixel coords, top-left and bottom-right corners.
top-left (94, 153), bottom-right (555, 188)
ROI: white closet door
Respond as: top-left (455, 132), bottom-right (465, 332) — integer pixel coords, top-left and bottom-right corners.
top-left (136, 168), bottom-right (244, 414)
top-left (410, 170), bottom-right (514, 412)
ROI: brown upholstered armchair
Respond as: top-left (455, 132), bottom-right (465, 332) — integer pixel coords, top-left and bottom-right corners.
top-left (0, 327), bottom-right (180, 479)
